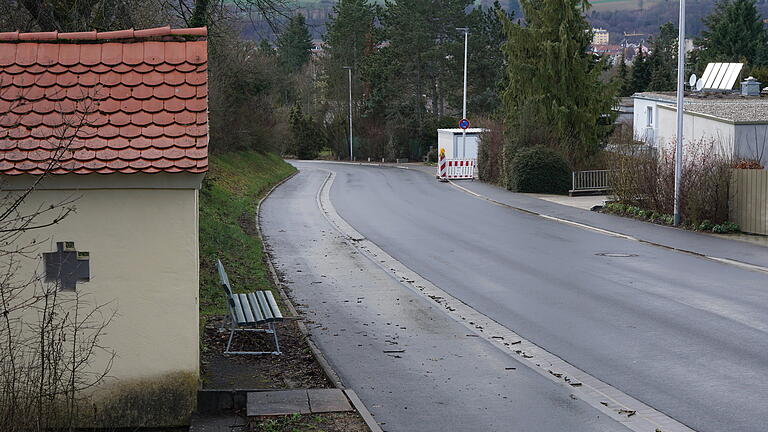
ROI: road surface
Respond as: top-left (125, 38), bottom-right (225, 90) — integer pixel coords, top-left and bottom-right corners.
top-left (262, 162), bottom-right (768, 432)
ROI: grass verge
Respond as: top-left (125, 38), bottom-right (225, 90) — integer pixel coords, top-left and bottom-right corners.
top-left (198, 151), bottom-right (296, 317)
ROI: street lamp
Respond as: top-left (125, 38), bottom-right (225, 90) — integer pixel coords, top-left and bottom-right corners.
top-left (343, 66), bottom-right (353, 161)
top-left (673, 0), bottom-right (686, 225)
top-left (456, 27), bottom-right (469, 158)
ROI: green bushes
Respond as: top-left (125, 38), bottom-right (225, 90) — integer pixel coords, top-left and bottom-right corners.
top-left (603, 202), bottom-right (739, 233)
top-left (507, 147), bottom-right (571, 194)
top-left (287, 103), bottom-right (325, 160)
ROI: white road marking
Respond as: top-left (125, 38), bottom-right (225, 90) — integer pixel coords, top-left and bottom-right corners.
top-left (446, 179), bottom-right (768, 276)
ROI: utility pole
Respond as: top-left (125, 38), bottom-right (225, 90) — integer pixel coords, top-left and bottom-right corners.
top-left (674, 0), bottom-right (685, 225)
top-left (343, 66), bottom-right (353, 161)
top-left (457, 27), bottom-right (469, 158)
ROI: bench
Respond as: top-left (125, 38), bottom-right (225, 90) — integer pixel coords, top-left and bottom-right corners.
top-left (216, 259), bottom-right (283, 355)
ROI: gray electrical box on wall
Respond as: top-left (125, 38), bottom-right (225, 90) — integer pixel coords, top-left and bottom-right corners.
top-left (43, 242), bottom-right (90, 291)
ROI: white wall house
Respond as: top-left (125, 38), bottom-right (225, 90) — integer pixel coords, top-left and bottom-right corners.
top-left (437, 128), bottom-right (485, 160)
top-left (632, 92), bottom-right (768, 167)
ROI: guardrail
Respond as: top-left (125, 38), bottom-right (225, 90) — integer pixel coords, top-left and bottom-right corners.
top-left (570, 170), bottom-right (612, 196)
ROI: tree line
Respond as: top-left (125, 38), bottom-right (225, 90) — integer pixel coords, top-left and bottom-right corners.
top-left (618, 0), bottom-right (768, 95)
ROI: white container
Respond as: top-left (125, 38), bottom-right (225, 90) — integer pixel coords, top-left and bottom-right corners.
top-left (437, 128), bottom-right (485, 160)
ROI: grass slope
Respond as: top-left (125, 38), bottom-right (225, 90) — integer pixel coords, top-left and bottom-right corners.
top-left (198, 151), bottom-right (296, 317)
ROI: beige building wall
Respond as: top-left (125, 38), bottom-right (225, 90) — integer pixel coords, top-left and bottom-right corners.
top-left (657, 105), bottom-right (736, 157)
top-left (2, 173), bottom-right (202, 426)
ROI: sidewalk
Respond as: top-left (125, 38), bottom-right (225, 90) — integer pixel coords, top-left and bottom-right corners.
top-left (402, 163), bottom-right (768, 270)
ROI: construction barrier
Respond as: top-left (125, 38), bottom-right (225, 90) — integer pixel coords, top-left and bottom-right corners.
top-left (445, 159), bottom-right (476, 180)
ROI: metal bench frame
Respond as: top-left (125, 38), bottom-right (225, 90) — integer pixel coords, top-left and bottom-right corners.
top-left (216, 259), bottom-right (283, 355)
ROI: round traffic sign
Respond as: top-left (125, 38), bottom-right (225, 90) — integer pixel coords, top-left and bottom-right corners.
top-left (459, 118), bottom-right (470, 129)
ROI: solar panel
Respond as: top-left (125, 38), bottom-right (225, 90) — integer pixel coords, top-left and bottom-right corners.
top-left (699, 63), bottom-right (715, 88)
top-left (719, 63), bottom-right (743, 90)
top-left (699, 62), bottom-right (744, 90)
top-left (712, 63), bottom-right (730, 88)
top-left (703, 63), bottom-right (722, 88)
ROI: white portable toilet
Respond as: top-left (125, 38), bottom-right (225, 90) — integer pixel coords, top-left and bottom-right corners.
top-left (437, 128), bottom-right (485, 159)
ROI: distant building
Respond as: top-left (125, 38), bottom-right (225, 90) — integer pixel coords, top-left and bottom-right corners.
top-left (632, 90), bottom-right (768, 167)
top-left (590, 44), bottom-right (624, 64)
top-left (592, 28), bottom-right (609, 45)
top-left (311, 39), bottom-right (325, 56)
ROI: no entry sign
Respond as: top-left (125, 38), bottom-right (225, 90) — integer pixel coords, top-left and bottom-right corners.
top-left (459, 118), bottom-right (470, 129)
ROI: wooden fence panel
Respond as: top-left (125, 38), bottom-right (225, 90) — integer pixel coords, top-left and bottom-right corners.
top-left (730, 169), bottom-right (768, 235)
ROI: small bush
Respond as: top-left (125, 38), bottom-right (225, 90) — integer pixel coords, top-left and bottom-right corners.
top-left (507, 146), bottom-right (571, 194)
top-left (733, 159), bottom-right (764, 169)
top-left (426, 146), bottom-right (437, 163)
top-left (288, 103), bottom-right (324, 160)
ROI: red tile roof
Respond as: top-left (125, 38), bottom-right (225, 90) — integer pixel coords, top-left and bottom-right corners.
top-left (0, 26), bottom-right (208, 175)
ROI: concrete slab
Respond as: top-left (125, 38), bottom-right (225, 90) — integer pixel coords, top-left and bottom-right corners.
top-left (246, 390), bottom-right (310, 416)
top-left (526, 193), bottom-right (608, 210)
top-left (307, 388), bottom-right (353, 413)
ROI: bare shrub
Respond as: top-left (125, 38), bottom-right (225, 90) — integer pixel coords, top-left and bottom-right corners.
top-left (609, 136), bottom-right (733, 225)
top-left (0, 91), bottom-right (116, 431)
top-left (477, 118), bottom-right (506, 184)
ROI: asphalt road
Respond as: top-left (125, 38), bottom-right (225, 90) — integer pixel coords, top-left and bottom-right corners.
top-left (261, 166), bottom-right (628, 432)
top-left (292, 161), bottom-right (768, 432)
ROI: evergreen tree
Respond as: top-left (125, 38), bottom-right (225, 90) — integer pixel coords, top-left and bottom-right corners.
top-left (258, 39), bottom-right (276, 57)
top-left (467, 1), bottom-right (512, 115)
top-left (500, 0), bottom-right (617, 165)
top-left (278, 15), bottom-right (313, 73)
top-left (323, 0), bottom-right (378, 112)
top-left (289, 103), bottom-right (323, 159)
top-left (628, 47), bottom-right (652, 94)
top-left (616, 52), bottom-right (630, 97)
top-left (695, 0), bottom-right (768, 68)
top-left (379, 0), bottom-right (472, 148)
top-left (647, 22), bottom-right (678, 91)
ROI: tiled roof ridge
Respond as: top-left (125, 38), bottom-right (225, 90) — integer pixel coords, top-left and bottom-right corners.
top-left (0, 26), bottom-right (207, 42)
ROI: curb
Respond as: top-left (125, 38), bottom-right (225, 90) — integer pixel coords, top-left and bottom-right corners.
top-left (255, 168), bottom-right (383, 432)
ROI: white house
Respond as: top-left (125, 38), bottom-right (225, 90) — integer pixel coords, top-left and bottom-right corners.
top-left (0, 26), bottom-right (208, 427)
top-left (632, 92), bottom-right (768, 167)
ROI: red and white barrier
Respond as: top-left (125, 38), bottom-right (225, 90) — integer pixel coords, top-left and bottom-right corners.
top-left (445, 159), bottom-right (476, 180)
top-left (437, 148), bottom-right (448, 181)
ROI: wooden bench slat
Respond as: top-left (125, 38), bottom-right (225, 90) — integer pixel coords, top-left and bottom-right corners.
top-left (239, 293), bottom-right (256, 324)
top-left (230, 294), bottom-right (247, 325)
top-left (264, 291), bottom-right (283, 321)
top-left (248, 292), bottom-right (266, 323)
top-left (256, 291), bottom-right (274, 321)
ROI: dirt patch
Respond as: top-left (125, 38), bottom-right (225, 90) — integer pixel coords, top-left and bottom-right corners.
top-left (251, 413), bottom-right (369, 432)
top-left (201, 316), bottom-right (331, 390)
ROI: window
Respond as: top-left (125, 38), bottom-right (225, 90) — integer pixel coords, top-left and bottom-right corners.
top-left (646, 106), bottom-right (653, 126)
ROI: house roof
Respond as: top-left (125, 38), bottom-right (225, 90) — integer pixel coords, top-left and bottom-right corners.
top-left (0, 26), bottom-right (208, 176)
top-left (634, 91), bottom-right (768, 123)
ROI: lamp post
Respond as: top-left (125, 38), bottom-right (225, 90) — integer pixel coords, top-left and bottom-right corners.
top-left (673, 0), bottom-right (686, 225)
top-left (343, 66), bottom-right (353, 161)
top-left (457, 27), bottom-right (469, 158)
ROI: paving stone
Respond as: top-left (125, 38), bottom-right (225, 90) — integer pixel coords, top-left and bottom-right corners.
top-left (246, 390), bottom-right (310, 416)
top-left (307, 388), bottom-right (353, 413)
